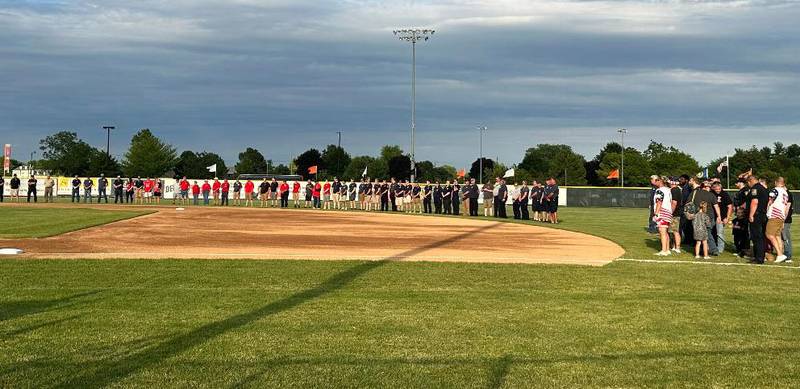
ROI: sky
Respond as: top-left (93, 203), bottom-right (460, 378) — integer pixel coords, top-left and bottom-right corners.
top-left (1, 0), bottom-right (799, 168)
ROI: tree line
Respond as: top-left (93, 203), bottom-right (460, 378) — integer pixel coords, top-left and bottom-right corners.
top-left (20, 129), bottom-right (800, 189)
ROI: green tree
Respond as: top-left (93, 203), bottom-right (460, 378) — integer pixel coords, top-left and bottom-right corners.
top-left (122, 129), bottom-right (177, 177)
top-left (321, 145), bottom-right (351, 179)
top-left (294, 148), bottom-right (323, 178)
top-left (388, 155), bottom-right (412, 180)
top-left (598, 148), bottom-right (651, 187)
top-left (343, 156), bottom-right (375, 180)
top-left (379, 145), bottom-right (403, 163)
top-left (469, 158), bottom-right (494, 181)
top-left (235, 148), bottom-right (268, 174)
top-left (196, 152), bottom-right (227, 179)
top-left (2, 156), bottom-right (21, 176)
top-left (87, 149), bottom-right (122, 177)
top-left (38, 131), bottom-right (95, 175)
top-left (518, 144), bottom-right (587, 185)
top-left (643, 141), bottom-right (700, 177)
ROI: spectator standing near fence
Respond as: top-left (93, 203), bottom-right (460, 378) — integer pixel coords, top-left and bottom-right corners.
top-left (710, 182), bottom-right (732, 253)
top-left (767, 177), bottom-right (790, 263)
top-left (652, 176), bottom-right (673, 256)
top-left (220, 179), bottom-right (230, 206)
top-left (232, 179), bottom-right (242, 206)
top-left (97, 174), bottom-right (108, 203)
top-left (71, 175), bottom-right (80, 203)
top-left (44, 175), bottom-right (55, 203)
top-left (201, 180), bottom-right (211, 205)
top-left (191, 181), bottom-right (200, 205)
top-left (668, 178), bottom-right (683, 253)
top-left (26, 175), bottom-right (38, 203)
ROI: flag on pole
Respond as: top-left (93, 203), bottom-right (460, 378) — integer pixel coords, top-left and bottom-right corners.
top-left (607, 169), bottom-right (619, 179)
top-left (3, 144), bottom-right (10, 174)
top-left (503, 168), bottom-right (514, 178)
top-left (696, 167), bottom-right (709, 179)
top-left (207, 164), bottom-right (217, 173)
top-left (308, 165), bottom-right (318, 175)
top-left (716, 157), bottom-right (728, 173)
top-left (457, 169), bottom-right (465, 178)
top-left (361, 165), bottom-right (368, 177)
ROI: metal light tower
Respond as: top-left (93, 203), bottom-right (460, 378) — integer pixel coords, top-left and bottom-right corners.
top-left (336, 131), bottom-right (342, 176)
top-left (103, 126), bottom-right (116, 156)
top-left (478, 125), bottom-right (487, 184)
top-left (617, 128), bottom-right (628, 188)
top-left (393, 28), bottom-right (435, 182)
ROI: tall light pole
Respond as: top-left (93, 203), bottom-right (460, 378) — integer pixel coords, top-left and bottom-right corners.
top-left (478, 126), bottom-right (487, 184)
top-left (336, 131), bottom-right (342, 177)
top-left (103, 126), bottom-right (115, 156)
top-left (617, 128), bottom-right (628, 188)
top-left (393, 28), bottom-right (435, 182)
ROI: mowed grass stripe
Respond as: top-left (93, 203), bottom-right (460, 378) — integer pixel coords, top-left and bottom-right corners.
top-left (1, 259), bottom-right (799, 387)
top-left (0, 207), bottom-right (150, 238)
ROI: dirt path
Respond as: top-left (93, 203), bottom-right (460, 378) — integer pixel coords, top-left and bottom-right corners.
top-left (1, 205), bottom-right (624, 266)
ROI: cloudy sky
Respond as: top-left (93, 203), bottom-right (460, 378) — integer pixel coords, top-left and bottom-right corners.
top-left (2, 0), bottom-right (799, 168)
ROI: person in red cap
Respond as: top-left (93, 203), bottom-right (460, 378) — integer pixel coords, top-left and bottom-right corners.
top-left (212, 178), bottom-right (221, 206)
top-left (244, 179), bottom-right (255, 207)
top-left (292, 180), bottom-right (301, 208)
top-left (220, 179), bottom-right (230, 206)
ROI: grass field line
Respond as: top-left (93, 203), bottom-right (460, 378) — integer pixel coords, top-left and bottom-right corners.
top-left (616, 258), bottom-right (800, 270)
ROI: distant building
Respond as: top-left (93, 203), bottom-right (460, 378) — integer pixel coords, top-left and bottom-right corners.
top-left (11, 165), bottom-right (50, 179)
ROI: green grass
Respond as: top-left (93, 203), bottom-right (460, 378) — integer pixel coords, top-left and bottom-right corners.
top-left (2, 205), bottom-right (800, 387)
top-left (0, 207), bottom-right (150, 238)
top-left (2, 259), bottom-right (800, 387)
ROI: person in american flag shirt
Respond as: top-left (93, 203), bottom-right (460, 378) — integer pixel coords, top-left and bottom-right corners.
top-left (766, 177), bottom-right (791, 263)
top-left (652, 176), bottom-right (674, 256)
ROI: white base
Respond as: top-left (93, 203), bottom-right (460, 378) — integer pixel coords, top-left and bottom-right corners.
top-left (0, 248), bottom-right (24, 255)
top-left (176, 208), bottom-right (185, 211)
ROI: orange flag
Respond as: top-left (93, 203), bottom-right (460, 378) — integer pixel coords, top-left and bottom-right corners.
top-left (457, 169), bottom-right (465, 178)
top-left (607, 169), bottom-right (619, 179)
top-left (308, 165), bottom-right (318, 174)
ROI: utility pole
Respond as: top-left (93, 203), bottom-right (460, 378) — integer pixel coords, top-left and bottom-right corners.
top-left (393, 28), bottom-right (435, 182)
top-left (336, 131), bottom-right (342, 177)
top-left (478, 126), bottom-right (487, 184)
top-left (617, 128), bottom-right (628, 188)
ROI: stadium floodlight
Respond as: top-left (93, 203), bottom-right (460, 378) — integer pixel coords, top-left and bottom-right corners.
top-left (103, 126), bottom-right (116, 156)
top-left (478, 126), bottom-right (488, 184)
top-left (617, 128), bottom-right (628, 188)
top-left (393, 28), bottom-right (435, 182)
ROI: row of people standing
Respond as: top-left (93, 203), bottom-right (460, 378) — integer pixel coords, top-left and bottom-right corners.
top-left (0, 174), bottom-right (56, 203)
top-left (507, 178), bottom-right (561, 223)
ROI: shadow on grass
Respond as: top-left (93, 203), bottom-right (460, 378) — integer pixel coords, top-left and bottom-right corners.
top-left (56, 222), bottom-right (503, 388)
top-left (0, 290), bottom-right (103, 322)
top-left (486, 354), bottom-right (513, 389)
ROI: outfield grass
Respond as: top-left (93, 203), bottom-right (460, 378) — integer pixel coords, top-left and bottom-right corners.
top-left (1, 259), bottom-right (799, 387)
top-left (0, 207), bottom-right (150, 238)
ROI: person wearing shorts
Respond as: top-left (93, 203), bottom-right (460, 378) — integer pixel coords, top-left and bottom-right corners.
top-left (322, 180), bottom-right (331, 210)
top-left (331, 178), bottom-right (341, 210)
top-left (305, 180), bottom-right (314, 208)
top-left (244, 180), bottom-right (255, 207)
top-left (10, 174), bottom-right (21, 202)
top-left (179, 177), bottom-right (190, 206)
top-left (259, 179), bottom-right (269, 207)
top-left (767, 177), bottom-right (790, 262)
top-left (212, 178), bottom-right (221, 206)
top-left (293, 181), bottom-right (301, 208)
top-left (652, 176), bottom-right (673, 256)
top-left (142, 177), bottom-right (153, 204)
top-left (232, 179), bottom-right (242, 206)
top-left (348, 179), bottom-right (357, 210)
top-left (269, 178), bottom-right (279, 207)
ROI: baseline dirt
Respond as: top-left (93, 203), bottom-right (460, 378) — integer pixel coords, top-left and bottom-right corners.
top-left (1, 205), bottom-right (624, 265)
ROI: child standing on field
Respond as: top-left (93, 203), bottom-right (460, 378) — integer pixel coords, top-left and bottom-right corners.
top-left (732, 207), bottom-right (750, 258)
top-left (693, 201), bottom-right (713, 259)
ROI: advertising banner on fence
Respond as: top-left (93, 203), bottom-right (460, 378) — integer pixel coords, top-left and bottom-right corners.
top-left (3, 144), bottom-right (10, 174)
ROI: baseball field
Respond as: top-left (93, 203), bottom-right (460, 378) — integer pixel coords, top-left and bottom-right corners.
top-left (2, 203), bottom-right (799, 387)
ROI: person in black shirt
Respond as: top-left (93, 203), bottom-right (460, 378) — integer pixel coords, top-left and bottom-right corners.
top-left (380, 181), bottom-right (390, 212)
top-left (746, 175), bottom-right (769, 264)
top-left (332, 178), bottom-right (342, 210)
top-left (711, 182), bottom-right (733, 253)
top-left (495, 178), bottom-right (508, 218)
top-left (389, 178), bottom-right (398, 212)
top-left (97, 174), bottom-right (109, 203)
top-left (519, 181), bottom-right (530, 220)
top-left (113, 176), bottom-right (124, 204)
top-left (411, 183), bottom-right (422, 213)
top-left (452, 182), bottom-right (461, 215)
top-left (433, 182), bottom-right (443, 214)
top-left (395, 180), bottom-right (405, 212)
top-left (668, 178), bottom-right (684, 252)
top-left (9, 174), bottom-right (21, 202)
top-left (71, 175), bottom-right (81, 203)
top-left (442, 180), bottom-right (452, 215)
top-left (468, 178), bottom-right (479, 216)
top-left (423, 181), bottom-right (433, 214)
top-left (26, 175), bottom-right (38, 203)
top-left (0, 175), bottom-right (4, 202)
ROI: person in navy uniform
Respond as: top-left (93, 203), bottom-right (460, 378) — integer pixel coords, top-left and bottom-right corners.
top-left (423, 180), bottom-right (433, 214)
top-left (26, 175), bottom-right (38, 203)
top-left (452, 181), bottom-right (461, 215)
top-left (433, 181), bottom-right (443, 214)
top-left (467, 178), bottom-right (479, 216)
top-left (97, 174), bottom-right (109, 203)
top-left (746, 175), bottom-right (769, 264)
top-left (380, 180), bottom-right (390, 212)
top-left (441, 180), bottom-right (452, 215)
top-left (71, 175), bottom-right (81, 203)
top-left (83, 177), bottom-right (94, 203)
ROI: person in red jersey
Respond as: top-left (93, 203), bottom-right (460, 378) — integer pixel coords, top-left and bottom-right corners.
top-left (191, 181), bottom-right (201, 205)
top-left (201, 180), bottom-right (211, 205)
top-left (280, 180), bottom-right (290, 208)
top-left (322, 180), bottom-right (332, 210)
top-left (179, 177), bottom-right (190, 206)
top-left (143, 177), bottom-right (154, 204)
top-left (211, 178), bottom-right (221, 206)
top-left (313, 181), bottom-right (322, 209)
top-left (244, 180), bottom-right (255, 207)
top-left (292, 181), bottom-right (301, 208)
top-left (220, 179), bottom-right (230, 206)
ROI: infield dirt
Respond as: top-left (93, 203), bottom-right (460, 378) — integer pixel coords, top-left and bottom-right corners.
top-left (1, 205), bottom-right (624, 265)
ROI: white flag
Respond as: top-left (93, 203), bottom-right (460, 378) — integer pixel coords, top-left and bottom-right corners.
top-left (503, 168), bottom-right (515, 178)
top-left (361, 165), bottom-right (368, 177)
top-left (716, 157), bottom-right (728, 173)
top-left (207, 164), bottom-right (217, 173)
